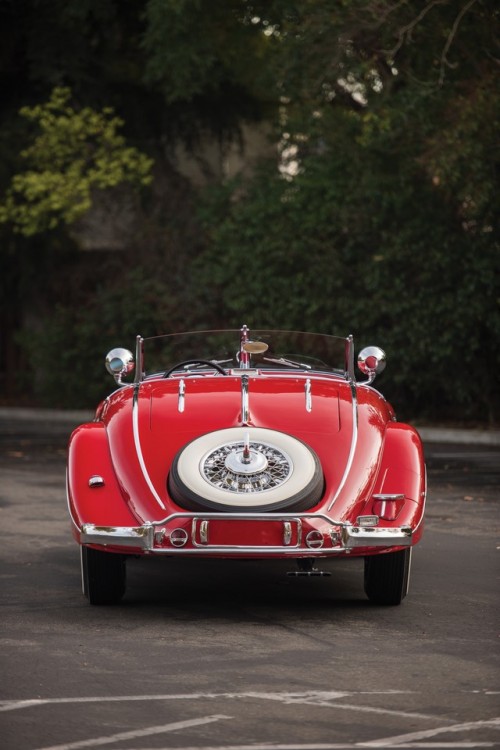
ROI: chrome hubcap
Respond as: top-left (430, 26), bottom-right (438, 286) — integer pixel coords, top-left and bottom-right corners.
top-left (202, 441), bottom-right (292, 493)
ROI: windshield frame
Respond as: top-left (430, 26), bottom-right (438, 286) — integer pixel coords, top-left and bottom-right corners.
top-left (134, 328), bottom-right (355, 383)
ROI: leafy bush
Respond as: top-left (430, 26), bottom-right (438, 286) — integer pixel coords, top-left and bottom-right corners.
top-left (0, 88), bottom-right (153, 236)
top-left (18, 268), bottom-right (177, 408)
top-left (195, 147), bottom-right (499, 423)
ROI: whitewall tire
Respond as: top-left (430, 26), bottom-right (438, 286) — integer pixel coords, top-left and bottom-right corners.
top-left (168, 427), bottom-right (324, 513)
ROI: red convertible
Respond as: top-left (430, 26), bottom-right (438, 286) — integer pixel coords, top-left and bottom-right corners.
top-left (67, 326), bottom-right (426, 606)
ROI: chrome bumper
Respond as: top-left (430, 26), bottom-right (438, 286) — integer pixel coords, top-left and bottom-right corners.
top-left (80, 512), bottom-right (412, 554)
top-left (81, 524), bottom-right (154, 548)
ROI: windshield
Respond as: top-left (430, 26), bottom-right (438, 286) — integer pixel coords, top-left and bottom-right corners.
top-left (140, 329), bottom-right (350, 378)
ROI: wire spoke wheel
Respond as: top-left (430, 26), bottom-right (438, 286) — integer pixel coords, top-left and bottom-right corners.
top-left (168, 427), bottom-right (324, 512)
top-left (202, 438), bottom-right (292, 494)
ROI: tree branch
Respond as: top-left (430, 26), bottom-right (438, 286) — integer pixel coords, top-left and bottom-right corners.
top-left (382, 0), bottom-right (448, 59)
top-left (439, 0), bottom-right (479, 85)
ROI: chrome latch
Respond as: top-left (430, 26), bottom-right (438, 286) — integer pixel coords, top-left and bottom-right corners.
top-left (199, 520), bottom-right (209, 545)
top-left (283, 521), bottom-right (292, 545)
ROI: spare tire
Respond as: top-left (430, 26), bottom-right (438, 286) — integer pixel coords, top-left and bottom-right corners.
top-left (168, 427), bottom-right (324, 513)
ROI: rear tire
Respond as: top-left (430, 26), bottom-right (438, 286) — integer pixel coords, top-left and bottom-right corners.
top-left (364, 548), bottom-right (412, 605)
top-left (81, 546), bottom-right (127, 605)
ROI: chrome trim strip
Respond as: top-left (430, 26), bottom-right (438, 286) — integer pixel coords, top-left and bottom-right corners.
top-left (132, 386), bottom-right (167, 510)
top-left (413, 466), bottom-right (428, 535)
top-left (373, 493), bottom-right (405, 501)
top-left (327, 382), bottom-right (358, 511)
top-left (151, 546), bottom-right (341, 556)
top-left (241, 374), bottom-right (250, 425)
top-left (66, 469), bottom-right (81, 534)
top-left (305, 378), bottom-right (312, 412)
top-left (157, 511), bottom-right (337, 524)
top-left (178, 379), bottom-right (185, 413)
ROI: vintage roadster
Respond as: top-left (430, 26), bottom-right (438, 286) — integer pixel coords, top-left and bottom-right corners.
top-left (67, 326), bottom-right (426, 606)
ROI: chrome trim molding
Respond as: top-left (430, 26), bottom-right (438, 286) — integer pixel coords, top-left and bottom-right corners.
top-left (372, 493), bottom-right (405, 501)
top-left (66, 470), bottom-right (82, 535)
top-left (305, 378), bottom-right (312, 412)
top-left (327, 382), bottom-right (358, 511)
top-left (132, 385), bottom-right (167, 510)
top-left (178, 379), bottom-right (185, 413)
top-left (241, 374), bottom-right (250, 425)
top-left (413, 466), bottom-right (428, 535)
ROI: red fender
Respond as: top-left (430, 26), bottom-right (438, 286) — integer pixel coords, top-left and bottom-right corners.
top-left (369, 422), bottom-right (426, 543)
top-left (67, 423), bottom-right (140, 534)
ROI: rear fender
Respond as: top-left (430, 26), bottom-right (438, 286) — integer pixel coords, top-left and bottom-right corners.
top-left (67, 423), bottom-right (139, 533)
top-left (369, 423), bottom-right (426, 542)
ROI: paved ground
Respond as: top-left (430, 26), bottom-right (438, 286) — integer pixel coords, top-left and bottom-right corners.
top-left (0, 410), bottom-right (499, 750)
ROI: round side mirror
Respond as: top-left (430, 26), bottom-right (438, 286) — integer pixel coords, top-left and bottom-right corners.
top-left (105, 348), bottom-right (134, 384)
top-left (357, 346), bottom-right (386, 379)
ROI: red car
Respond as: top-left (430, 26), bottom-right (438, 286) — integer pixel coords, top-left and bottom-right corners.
top-left (67, 326), bottom-right (426, 606)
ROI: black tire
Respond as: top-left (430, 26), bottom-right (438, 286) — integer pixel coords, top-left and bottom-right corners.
top-left (364, 547), bottom-right (412, 606)
top-left (168, 427), bottom-right (324, 513)
top-left (81, 546), bottom-right (127, 605)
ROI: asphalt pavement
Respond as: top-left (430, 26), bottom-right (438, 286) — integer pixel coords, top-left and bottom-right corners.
top-left (1, 406), bottom-right (499, 749)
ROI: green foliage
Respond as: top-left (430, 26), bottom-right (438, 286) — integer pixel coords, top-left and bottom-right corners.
top-left (0, 87), bottom-right (153, 236)
top-left (188, 0), bottom-right (500, 423)
top-left (195, 64), bottom-right (500, 423)
top-left (1, 0), bottom-right (498, 424)
top-left (142, 0), bottom-right (271, 104)
top-left (19, 267), bottom-right (178, 408)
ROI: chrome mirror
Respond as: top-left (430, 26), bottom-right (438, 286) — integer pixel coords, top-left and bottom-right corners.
top-left (357, 346), bottom-right (386, 383)
top-left (105, 348), bottom-right (134, 385)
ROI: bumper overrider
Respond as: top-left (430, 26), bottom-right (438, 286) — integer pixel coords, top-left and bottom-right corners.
top-left (79, 512), bottom-right (413, 554)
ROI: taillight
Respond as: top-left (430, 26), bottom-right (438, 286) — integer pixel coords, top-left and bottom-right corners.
top-left (372, 493), bottom-right (405, 521)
